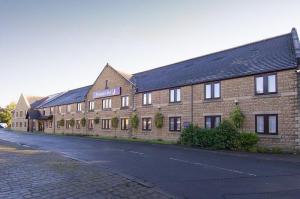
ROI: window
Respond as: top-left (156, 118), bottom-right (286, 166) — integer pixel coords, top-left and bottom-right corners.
top-left (89, 101), bottom-right (95, 111)
top-left (205, 116), bottom-right (221, 128)
top-left (170, 88), bottom-right (181, 103)
top-left (66, 120), bottom-right (70, 129)
top-left (24, 122), bottom-right (27, 127)
top-left (169, 117), bottom-right (181, 131)
top-left (88, 119), bottom-right (94, 129)
top-left (76, 120), bottom-right (80, 129)
top-left (20, 111), bottom-right (23, 117)
top-left (255, 74), bottom-right (277, 95)
top-left (205, 82), bottom-right (221, 99)
top-left (67, 105), bottom-right (71, 113)
top-left (49, 121), bottom-right (53, 128)
top-left (143, 93), bottom-right (152, 105)
top-left (102, 99), bottom-right (112, 110)
top-left (121, 118), bottom-right (129, 130)
top-left (57, 121), bottom-right (60, 129)
top-left (20, 122), bottom-right (22, 127)
top-left (142, 118), bottom-right (152, 131)
top-left (77, 103), bottom-right (82, 112)
top-left (255, 114), bottom-right (278, 134)
top-left (16, 112), bottom-right (18, 117)
top-left (45, 121), bottom-right (48, 129)
top-left (58, 106), bottom-right (62, 114)
top-left (50, 107), bottom-right (53, 115)
top-left (121, 96), bottom-right (129, 108)
top-left (102, 119), bottom-right (111, 129)
top-left (16, 122), bottom-right (18, 127)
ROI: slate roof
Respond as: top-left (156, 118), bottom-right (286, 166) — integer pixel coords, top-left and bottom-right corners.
top-left (131, 29), bottom-right (300, 92)
top-left (38, 85), bottom-right (92, 108)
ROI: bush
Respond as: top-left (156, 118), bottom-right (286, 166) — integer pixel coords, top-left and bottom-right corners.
top-left (59, 119), bottom-right (65, 127)
top-left (154, 112), bottom-right (164, 128)
top-left (130, 113), bottom-right (139, 129)
top-left (111, 117), bottom-right (119, 129)
top-left (81, 118), bottom-right (86, 127)
top-left (230, 106), bottom-right (245, 129)
top-left (180, 120), bottom-right (259, 151)
top-left (94, 117), bottom-right (100, 124)
top-left (70, 118), bottom-right (75, 127)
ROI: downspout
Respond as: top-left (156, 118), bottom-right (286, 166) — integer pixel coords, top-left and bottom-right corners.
top-left (54, 107), bottom-right (56, 134)
top-left (191, 85), bottom-right (194, 124)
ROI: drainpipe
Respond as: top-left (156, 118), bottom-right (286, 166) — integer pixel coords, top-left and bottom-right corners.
top-left (191, 85), bottom-right (194, 124)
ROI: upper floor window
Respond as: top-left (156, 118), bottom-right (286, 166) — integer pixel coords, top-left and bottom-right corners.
top-left (169, 117), bottom-right (181, 131)
top-left (16, 112), bottom-right (18, 117)
top-left (255, 74), bottom-right (277, 95)
top-left (67, 105), bottom-right (71, 113)
top-left (205, 82), bottom-right (221, 99)
top-left (143, 92), bottom-right (152, 105)
top-left (102, 99), bottom-right (112, 110)
top-left (88, 119), bottom-right (94, 129)
top-left (58, 106), bottom-right (62, 114)
top-left (20, 111), bottom-right (23, 117)
top-left (50, 107), bottom-right (53, 115)
top-left (142, 118), bottom-right (152, 131)
top-left (77, 103), bottom-right (82, 112)
top-left (256, 114), bottom-right (278, 134)
top-left (121, 96), bottom-right (129, 108)
top-left (170, 88), bottom-right (181, 103)
top-left (205, 115), bottom-right (221, 128)
top-left (89, 101), bottom-right (95, 111)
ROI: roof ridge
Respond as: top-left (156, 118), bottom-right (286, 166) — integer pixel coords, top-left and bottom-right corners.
top-left (133, 32), bottom-right (291, 75)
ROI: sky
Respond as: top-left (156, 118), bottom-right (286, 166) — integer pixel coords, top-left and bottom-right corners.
top-left (0, 0), bottom-right (300, 107)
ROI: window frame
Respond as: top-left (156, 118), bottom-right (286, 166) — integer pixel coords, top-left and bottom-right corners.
top-left (77, 103), bottom-right (82, 112)
top-left (204, 82), bottom-right (221, 100)
top-left (255, 73), bottom-right (277, 95)
top-left (121, 96), bottom-right (129, 108)
top-left (75, 120), bottom-right (80, 129)
top-left (102, 119), bottom-right (111, 129)
top-left (255, 114), bottom-right (278, 135)
top-left (102, 98), bottom-right (112, 110)
top-left (142, 92), bottom-right (152, 106)
top-left (142, 117), bottom-right (152, 131)
top-left (169, 117), bottom-right (181, 132)
top-left (88, 119), bottom-right (94, 129)
top-left (169, 88), bottom-right (181, 103)
top-left (205, 115), bottom-right (221, 128)
top-left (89, 101), bottom-right (95, 112)
top-left (121, 118), bottom-right (129, 130)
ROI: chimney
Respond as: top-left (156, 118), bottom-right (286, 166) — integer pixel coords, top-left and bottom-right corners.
top-left (291, 28), bottom-right (300, 65)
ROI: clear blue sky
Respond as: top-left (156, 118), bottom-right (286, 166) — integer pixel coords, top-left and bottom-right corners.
top-left (1, 0), bottom-right (300, 107)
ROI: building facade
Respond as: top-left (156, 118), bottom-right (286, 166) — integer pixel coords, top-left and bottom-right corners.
top-left (12, 28), bottom-right (300, 150)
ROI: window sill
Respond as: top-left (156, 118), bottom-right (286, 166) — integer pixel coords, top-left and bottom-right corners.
top-left (168, 102), bottom-right (182, 106)
top-left (142, 104), bottom-right (153, 108)
top-left (257, 133), bottom-right (280, 138)
top-left (203, 98), bottom-right (223, 103)
top-left (102, 108), bottom-right (112, 111)
top-left (253, 93), bottom-right (280, 99)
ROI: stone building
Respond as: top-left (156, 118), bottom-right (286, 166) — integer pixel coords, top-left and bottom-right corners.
top-left (12, 28), bottom-right (300, 149)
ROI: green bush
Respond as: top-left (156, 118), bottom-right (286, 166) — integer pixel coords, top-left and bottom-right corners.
top-left (59, 119), bottom-right (65, 127)
top-left (154, 112), bottom-right (164, 128)
top-left (180, 120), bottom-right (259, 151)
top-left (130, 113), bottom-right (139, 129)
top-left (229, 106), bottom-right (245, 129)
top-left (94, 117), bottom-right (100, 124)
top-left (70, 118), bottom-right (75, 127)
top-left (81, 118), bottom-right (86, 127)
top-left (111, 117), bottom-right (119, 129)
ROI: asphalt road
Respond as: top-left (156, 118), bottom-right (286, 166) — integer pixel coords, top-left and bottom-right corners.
top-left (1, 129), bottom-right (300, 199)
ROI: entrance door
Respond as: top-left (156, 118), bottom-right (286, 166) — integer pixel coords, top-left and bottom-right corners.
top-left (38, 121), bottom-right (44, 132)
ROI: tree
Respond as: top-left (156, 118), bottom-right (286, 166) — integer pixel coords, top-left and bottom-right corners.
top-left (111, 117), bottom-right (119, 137)
top-left (229, 105), bottom-right (245, 129)
top-left (0, 102), bottom-right (16, 126)
top-left (154, 112), bottom-right (164, 128)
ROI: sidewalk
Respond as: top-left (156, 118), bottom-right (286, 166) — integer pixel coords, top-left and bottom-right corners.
top-left (0, 140), bottom-right (172, 199)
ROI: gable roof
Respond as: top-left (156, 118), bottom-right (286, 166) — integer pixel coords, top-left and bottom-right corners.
top-left (38, 85), bottom-right (92, 108)
top-left (131, 28), bottom-right (299, 93)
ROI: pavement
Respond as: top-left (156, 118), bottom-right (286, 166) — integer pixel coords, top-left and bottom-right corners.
top-left (1, 129), bottom-right (300, 199)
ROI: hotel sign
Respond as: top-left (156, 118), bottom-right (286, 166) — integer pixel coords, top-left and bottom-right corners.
top-left (93, 87), bottom-right (121, 99)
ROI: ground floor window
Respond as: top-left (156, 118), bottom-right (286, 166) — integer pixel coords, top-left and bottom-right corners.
top-left (205, 115), bottom-right (221, 128)
top-left (45, 121), bottom-right (48, 129)
top-left (102, 119), bottom-right (111, 129)
top-left (121, 118), bottom-right (129, 130)
top-left (88, 119), bottom-right (94, 129)
top-left (16, 122), bottom-right (18, 127)
top-left (20, 122), bottom-right (22, 127)
top-left (76, 120), bottom-right (80, 129)
top-left (255, 114), bottom-right (278, 134)
top-left (57, 121), bottom-right (60, 129)
top-left (169, 117), bottom-right (181, 131)
top-left (66, 120), bottom-right (70, 129)
top-left (24, 122), bottom-right (27, 127)
top-left (142, 118), bottom-right (152, 131)
top-left (49, 121), bottom-right (52, 128)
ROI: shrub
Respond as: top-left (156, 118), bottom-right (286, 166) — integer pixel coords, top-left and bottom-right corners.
top-left (130, 113), bottom-right (139, 129)
top-left (81, 117), bottom-right (86, 127)
top-left (94, 117), bottom-right (100, 124)
top-left (180, 124), bottom-right (198, 146)
top-left (238, 132), bottom-right (259, 151)
top-left (154, 112), bottom-right (164, 128)
top-left (59, 119), bottom-right (65, 127)
top-left (230, 106), bottom-right (245, 129)
top-left (70, 118), bottom-right (75, 127)
top-left (111, 117), bottom-right (119, 129)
